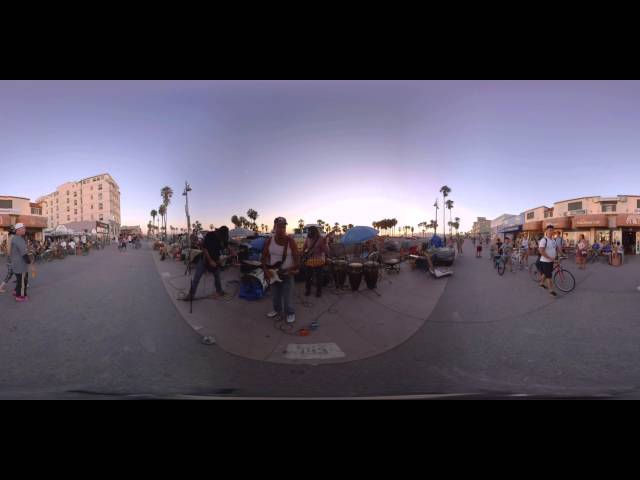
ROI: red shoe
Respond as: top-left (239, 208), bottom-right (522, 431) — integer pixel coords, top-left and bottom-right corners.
top-left (15, 296), bottom-right (27, 303)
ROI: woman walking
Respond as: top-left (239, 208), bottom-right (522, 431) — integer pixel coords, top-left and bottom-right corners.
top-left (576, 234), bottom-right (588, 270)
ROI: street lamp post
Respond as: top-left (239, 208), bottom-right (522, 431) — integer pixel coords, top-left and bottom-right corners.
top-left (183, 181), bottom-right (192, 269)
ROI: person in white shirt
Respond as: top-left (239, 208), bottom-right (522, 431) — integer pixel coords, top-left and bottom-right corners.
top-left (69, 240), bottom-right (76, 254)
top-left (538, 225), bottom-right (558, 297)
top-left (521, 236), bottom-right (530, 266)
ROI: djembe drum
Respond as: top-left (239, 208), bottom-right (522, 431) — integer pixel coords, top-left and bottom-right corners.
top-left (348, 262), bottom-right (363, 291)
top-left (363, 261), bottom-right (379, 289)
top-left (331, 259), bottom-right (348, 288)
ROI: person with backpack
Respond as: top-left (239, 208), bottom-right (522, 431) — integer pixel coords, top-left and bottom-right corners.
top-left (538, 225), bottom-right (559, 297)
top-left (261, 217), bottom-right (300, 324)
top-left (302, 226), bottom-right (329, 298)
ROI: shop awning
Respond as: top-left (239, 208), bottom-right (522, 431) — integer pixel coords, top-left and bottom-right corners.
top-left (17, 215), bottom-right (48, 228)
top-left (498, 224), bottom-right (522, 233)
top-left (571, 214), bottom-right (608, 228)
top-left (523, 221), bottom-right (542, 231)
top-left (543, 217), bottom-right (571, 229)
top-left (0, 214), bottom-right (11, 227)
top-left (616, 213), bottom-right (640, 227)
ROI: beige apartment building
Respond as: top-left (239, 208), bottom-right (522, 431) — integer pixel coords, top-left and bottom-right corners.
top-left (37, 173), bottom-right (121, 238)
top-left (471, 217), bottom-right (491, 237)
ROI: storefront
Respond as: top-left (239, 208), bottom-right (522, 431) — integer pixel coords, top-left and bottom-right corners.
top-left (616, 213), bottom-right (640, 254)
top-left (522, 221), bottom-right (543, 241)
top-left (0, 213), bottom-right (47, 243)
top-left (542, 217), bottom-right (571, 242)
top-left (569, 214), bottom-right (609, 247)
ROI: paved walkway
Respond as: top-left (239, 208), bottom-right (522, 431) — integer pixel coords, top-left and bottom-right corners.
top-left (153, 250), bottom-right (449, 364)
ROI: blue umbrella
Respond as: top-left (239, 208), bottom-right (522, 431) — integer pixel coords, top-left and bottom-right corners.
top-left (341, 226), bottom-right (379, 245)
top-left (249, 237), bottom-right (267, 252)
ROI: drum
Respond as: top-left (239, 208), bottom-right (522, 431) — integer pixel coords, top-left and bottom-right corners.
top-left (348, 262), bottom-right (363, 291)
top-left (363, 261), bottom-right (379, 289)
top-left (331, 259), bottom-right (348, 288)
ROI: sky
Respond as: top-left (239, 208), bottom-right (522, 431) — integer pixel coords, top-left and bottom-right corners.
top-left (2, 80), bottom-right (640, 234)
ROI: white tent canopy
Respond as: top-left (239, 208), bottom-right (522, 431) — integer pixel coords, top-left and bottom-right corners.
top-left (229, 228), bottom-right (256, 238)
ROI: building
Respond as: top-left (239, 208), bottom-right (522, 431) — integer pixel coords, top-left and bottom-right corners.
top-left (471, 217), bottom-right (491, 237)
top-left (490, 214), bottom-right (515, 239)
top-left (37, 173), bottom-right (121, 238)
top-left (497, 214), bottom-right (525, 240)
top-left (0, 195), bottom-right (48, 244)
top-left (61, 220), bottom-right (111, 242)
top-left (120, 225), bottom-right (143, 238)
top-left (521, 195), bottom-right (640, 254)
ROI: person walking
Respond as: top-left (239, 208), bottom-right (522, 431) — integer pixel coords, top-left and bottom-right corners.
top-left (538, 225), bottom-right (559, 297)
top-left (10, 223), bottom-right (33, 302)
top-left (0, 227), bottom-right (15, 294)
top-left (576, 234), bottom-right (588, 270)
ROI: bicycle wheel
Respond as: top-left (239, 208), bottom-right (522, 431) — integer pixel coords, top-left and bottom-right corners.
top-left (554, 268), bottom-right (575, 293)
top-left (497, 259), bottom-right (505, 276)
top-left (529, 262), bottom-right (540, 282)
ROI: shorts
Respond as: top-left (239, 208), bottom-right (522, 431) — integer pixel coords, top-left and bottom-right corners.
top-left (476, 245), bottom-right (482, 252)
top-left (539, 261), bottom-right (554, 279)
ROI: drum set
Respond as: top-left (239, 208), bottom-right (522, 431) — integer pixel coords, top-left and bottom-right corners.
top-left (328, 258), bottom-right (380, 291)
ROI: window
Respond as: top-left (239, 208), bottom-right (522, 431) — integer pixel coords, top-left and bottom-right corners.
top-left (67, 215), bottom-right (70, 221)
top-left (637, 199), bottom-right (640, 209)
top-left (67, 206), bottom-right (70, 212)
top-left (0, 199), bottom-right (12, 209)
top-left (74, 192), bottom-right (77, 197)
top-left (601, 202), bottom-right (616, 213)
top-left (74, 209), bottom-right (77, 215)
top-left (98, 184), bottom-right (103, 190)
top-left (91, 205), bottom-right (93, 210)
top-left (74, 200), bottom-right (77, 206)
top-left (99, 203), bottom-right (103, 210)
top-left (568, 201), bottom-right (583, 211)
top-left (526, 212), bottom-right (535, 220)
top-left (99, 214), bottom-right (104, 221)
top-left (98, 193), bottom-right (102, 200)
top-left (67, 198), bottom-right (69, 204)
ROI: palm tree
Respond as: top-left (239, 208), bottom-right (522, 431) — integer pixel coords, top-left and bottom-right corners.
top-left (454, 217), bottom-right (460, 235)
top-left (440, 185), bottom-right (451, 242)
top-left (150, 210), bottom-right (158, 238)
top-left (348, 223), bottom-right (354, 230)
top-left (160, 186), bottom-right (173, 239)
top-left (445, 199), bottom-right (454, 236)
top-left (411, 226), bottom-right (414, 236)
top-left (193, 221), bottom-right (202, 234)
top-left (158, 205), bottom-right (166, 240)
top-left (342, 225), bottom-right (348, 234)
top-left (231, 215), bottom-right (241, 228)
top-left (298, 219), bottom-right (305, 231)
top-left (247, 209), bottom-right (258, 230)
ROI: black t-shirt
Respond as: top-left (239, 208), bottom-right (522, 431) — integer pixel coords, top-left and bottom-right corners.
top-left (203, 231), bottom-right (226, 261)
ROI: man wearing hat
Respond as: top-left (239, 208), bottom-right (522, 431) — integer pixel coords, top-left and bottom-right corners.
top-left (538, 224), bottom-right (559, 297)
top-left (0, 225), bottom-right (16, 294)
top-left (10, 223), bottom-right (32, 302)
top-left (261, 217), bottom-right (300, 324)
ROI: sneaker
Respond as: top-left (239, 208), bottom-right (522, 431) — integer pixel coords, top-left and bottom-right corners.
top-left (15, 296), bottom-right (26, 303)
top-left (286, 314), bottom-right (296, 324)
top-left (266, 310), bottom-right (280, 319)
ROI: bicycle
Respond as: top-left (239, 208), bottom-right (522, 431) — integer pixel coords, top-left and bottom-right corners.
top-left (492, 252), bottom-right (506, 276)
top-left (529, 256), bottom-right (576, 293)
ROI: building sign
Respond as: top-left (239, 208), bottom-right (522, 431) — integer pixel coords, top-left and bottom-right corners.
top-left (18, 215), bottom-right (48, 228)
top-left (543, 217), bottom-right (571, 229)
top-left (617, 214), bottom-right (640, 227)
top-left (572, 214), bottom-right (608, 228)
top-left (523, 221), bottom-right (542, 231)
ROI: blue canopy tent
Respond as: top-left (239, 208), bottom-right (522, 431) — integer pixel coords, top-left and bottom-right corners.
top-left (341, 226), bottom-right (379, 245)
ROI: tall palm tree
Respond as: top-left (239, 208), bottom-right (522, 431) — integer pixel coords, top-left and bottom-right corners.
top-left (158, 205), bottom-right (166, 240)
top-left (160, 186), bottom-right (173, 239)
top-left (411, 226), bottom-right (414, 236)
top-left (445, 199), bottom-right (454, 236)
top-left (440, 185), bottom-right (451, 242)
top-left (231, 215), bottom-right (241, 228)
top-left (150, 210), bottom-right (158, 238)
top-left (298, 219), bottom-right (305, 231)
top-left (454, 217), bottom-right (460, 236)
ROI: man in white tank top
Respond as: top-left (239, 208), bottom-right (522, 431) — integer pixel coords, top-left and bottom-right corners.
top-left (261, 217), bottom-right (300, 324)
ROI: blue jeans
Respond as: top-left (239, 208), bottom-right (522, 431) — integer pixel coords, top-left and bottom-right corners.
top-left (190, 256), bottom-right (222, 296)
top-left (272, 274), bottom-right (294, 315)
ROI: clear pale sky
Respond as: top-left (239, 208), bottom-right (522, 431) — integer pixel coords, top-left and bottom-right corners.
top-left (2, 80), bottom-right (640, 233)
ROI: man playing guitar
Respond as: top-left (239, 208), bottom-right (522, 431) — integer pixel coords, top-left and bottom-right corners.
top-left (261, 217), bottom-right (300, 324)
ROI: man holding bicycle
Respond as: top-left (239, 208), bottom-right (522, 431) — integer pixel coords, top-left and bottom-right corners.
top-left (538, 225), bottom-right (561, 297)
